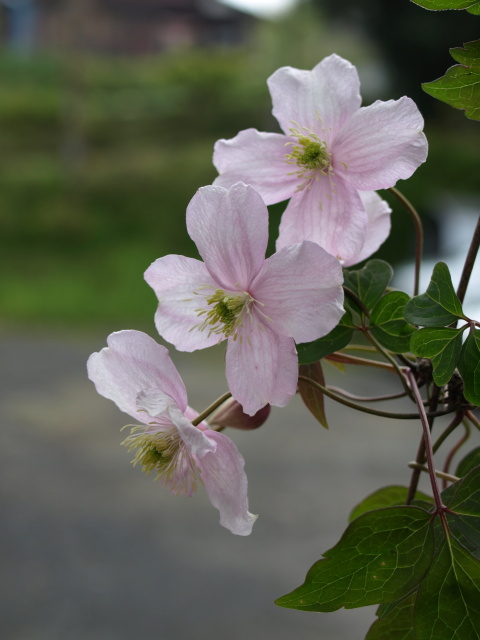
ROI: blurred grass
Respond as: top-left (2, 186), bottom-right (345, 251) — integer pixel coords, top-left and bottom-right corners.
top-left (0, 38), bottom-right (479, 329)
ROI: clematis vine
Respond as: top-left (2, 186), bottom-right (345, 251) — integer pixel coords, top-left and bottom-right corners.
top-left (144, 181), bottom-right (344, 416)
top-left (87, 330), bottom-right (256, 536)
top-left (213, 54), bottom-right (427, 266)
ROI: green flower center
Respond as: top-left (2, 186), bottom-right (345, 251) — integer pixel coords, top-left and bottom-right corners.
top-left (195, 288), bottom-right (253, 339)
top-left (288, 137), bottom-right (330, 171)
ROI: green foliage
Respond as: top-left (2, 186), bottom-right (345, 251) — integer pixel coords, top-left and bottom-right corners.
top-left (296, 312), bottom-right (354, 364)
top-left (343, 260), bottom-right (393, 311)
top-left (349, 486), bottom-right (433, 522)
top-left (410, 327), bottom-right (465, 386)
top-left (404, 262), bottom-right (465, 327)
top-left (277, 468), bottom-right (480, 639)
top-left (456, 447), bottom-right (480, 477)
top-left (422, 40), bottom-right (480, 120)
top-left (298, 362), bottom-right (328, 428)
top-left (369, 291), bottom-right (416, 353)
top-left (411, 0), bottom-right (480, 10)
top-left (458, 330), bottom-right (480, 404)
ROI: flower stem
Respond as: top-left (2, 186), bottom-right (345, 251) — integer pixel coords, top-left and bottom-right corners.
top-left (388, 187), bottom-right (423, 296)
top-left (432, 411), bottom-right (465, 455)
top-left (192, 391), bottom-right (232, 426)
top-left (364, 330), bottom-right (413, 400)
top-left (456, 213), bottom-right (480, 305)
top-left (326, 352), bottom-right (396, 371)
top-left (406, 370), bottom-right (445, 511)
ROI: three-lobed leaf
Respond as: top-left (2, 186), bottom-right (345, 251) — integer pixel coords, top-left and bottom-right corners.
top-left (370, 291), bottom-right (416, 353)
top-left (404, 262), bottom-right (465, 327)
top-left (343, 259), bottom-right (393, 312)
top-left (410, 327), bottom-right (465, 386)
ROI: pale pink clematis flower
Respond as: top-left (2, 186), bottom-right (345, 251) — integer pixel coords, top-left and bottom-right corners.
top-left (144, 182), bottom-right (344, 416)
top-left (87, 330), bottom-right (256, 536)
top-left (213, 54), bottom-right (427, 266)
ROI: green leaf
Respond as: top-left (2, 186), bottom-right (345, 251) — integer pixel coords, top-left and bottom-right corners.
top-left (458, 330), bottom-right (480, 405)
top-left (275, 506), bottom-right (434, 612)
top-left (468, 3), bottom-right (480, 12)
top-left (404, 262), bottom-right (465, 327)
top-left (423, 64), bottom-right (480, 121)
top-left (366, 594), bottom-right (416, 640)
top-left (411, 0), bottom-right (480, 8)
top-left (298, 362), bottom-right (328, 428)
top-left (343, 259), bottom-right (393, 312)
top-left (410, 327), bottom-right (465, 386)
top-left (296, 312), bottom-right (354, 364)
top-left (349, 486), bottom-right (433, 522)
top-left (456, 448), bottom-right (480, 478)
top-left (450, 40), bottom-right (480, 71)
top-left (370, 291), bottom-right (416, 353)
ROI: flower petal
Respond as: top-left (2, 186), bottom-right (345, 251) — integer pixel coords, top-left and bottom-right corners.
top-left (186, 183), bottom-right (268, 290)
top-left (333, 96), bottom-right (428, 190)
top-left (213, 129), bottom-right (298, 205)
top-left (144, 254), bottom-right (221, 352)
top-left (343, 191), bottom-right (392, 267)
top-left (251, 241), bottom-right (344, 344)
top-left (87, 330), bottom-right (188, 421)
top-left (196, 430), bottom-right (257, 536)
top-left (267, 54), bottom-right (361, 139)
top-left (275, 175), bottom-right (368, 264)
top-left (225, 322), bottom-right (298, 415)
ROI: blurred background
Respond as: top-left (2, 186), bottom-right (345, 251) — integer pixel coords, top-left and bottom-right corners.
top-left (1, 1), bottom-right (480, 639)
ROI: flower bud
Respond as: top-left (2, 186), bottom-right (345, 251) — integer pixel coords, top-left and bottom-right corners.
top-left (209, 398), bottom-right (270, 430)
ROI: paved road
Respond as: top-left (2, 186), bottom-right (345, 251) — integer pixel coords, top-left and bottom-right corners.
top-left (0, 331), bottom-right (441, 640)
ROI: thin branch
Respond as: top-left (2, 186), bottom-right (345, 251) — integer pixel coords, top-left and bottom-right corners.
top-left (442, 421), bottom-right (471, 489)
top-left (327, 386), bottom-right (408, 403)
top-left (407, 462), bottom-right (459, 484)
top-left (364, 331), bottom-right (413, 400)
top-left (432, 411), bottom-right (465, 455)
top-left (326, 352), bottom-right (396, 371)
top-left (192, 391), bottom-right (232, 426)
top-left (456, 214), bottom-right (480, 305)
top-left (388, 187), bottom-right (423, 296)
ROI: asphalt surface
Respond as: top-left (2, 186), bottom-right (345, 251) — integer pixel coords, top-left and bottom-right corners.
top-left (0, 330), bottom-right (450, 640)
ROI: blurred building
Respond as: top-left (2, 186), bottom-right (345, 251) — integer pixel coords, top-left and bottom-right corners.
top-left (0, 0), bottom-right (254, 55)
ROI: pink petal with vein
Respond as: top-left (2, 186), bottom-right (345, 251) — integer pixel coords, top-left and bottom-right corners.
top-left (343, 191), bottom-right (392, 267)
top-left (251, 241), bottom-right (344, 343)
top-left (186, 183), bottom-right (268, 290)
top-left (333, 97), bottom-right (428, 190)
top-left (197, 430), bottom-right (257, 536)
top-left (144, 254), bottom-right (220, 352)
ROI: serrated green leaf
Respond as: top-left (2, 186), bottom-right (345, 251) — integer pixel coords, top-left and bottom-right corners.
top-left (456, 449), bottom-right (480, 478)
top-left (349, 486), bottom-right (433, 522)
top-left (296, 312), bottom-right (354, 364)
top-left (414, 538), bottom-right (480, 639)
top-left (411, 0), bottom-right (480, 9)
top-left (275, 507), bottom-right (434, 612)
top-left (370, 291), bottom-right (416, 353)
top-left (450, 40), bottom-right (480, 71)
top-left (366, 593), bottom-right (416, 640)
top-left (298, 362), bottom-right (328, 428)
top-left (410, 327), bottom-right (465, 386)
top-left (458, 330), bottom-right (480, 405)
top-left (423, 65), bottom-right (480, 121)
top-left (343, 259), bottom-right (393, 312)
top-left (404, 262), bottom-right (465, 327)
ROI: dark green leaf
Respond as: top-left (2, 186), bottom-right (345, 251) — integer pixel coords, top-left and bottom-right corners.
top-left (366, 594), bottom-right (416, 640)
top-left (450, 40), bottom-right (480, 71)
top-left (298, 362), bottom-right (328, 429)
top-left (275, 507), bottom-right (434, 612)
top-left (411, 0), bottom-right (480, 9)
top-left (468, 3), bottom-right (480, 12)
top-left (349, 486), bottom-right (433, 522)
top-left (343, 259), bottom-right (393, 312)
top-left (456, 448), bottom-right (480, 478)
top-left (370, 291), bottom-right (416, 353)
top-left (414, 538), bottom-right (480, 639)
top-left (458, 330), bottom-right (480, 405)
top-left (297, 312), bottom-right (354, 364)
top-left (410, 327), bottom-right (464, 386)
top-left (404, 262), bottom-right (465, 327)
top-left (443, 466), bottom-right (480, 559)
top-left (423, 65), bottom-right (480, 121)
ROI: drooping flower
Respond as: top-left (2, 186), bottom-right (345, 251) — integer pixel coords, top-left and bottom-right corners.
top-left (87, 330), bottom-right (256, 536)
top-left (144, 181), bottom-right (344, 416)
top-left (213, 54), bottom-right (427, 266)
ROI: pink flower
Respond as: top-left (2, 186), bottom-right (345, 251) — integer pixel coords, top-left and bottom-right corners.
top-left (144, 182), bottom-right (344, 416)
top-left (87, 330), bottom-right (256, 536)
top-left (213, 54), bottom-right (427, 266)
